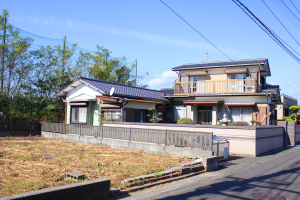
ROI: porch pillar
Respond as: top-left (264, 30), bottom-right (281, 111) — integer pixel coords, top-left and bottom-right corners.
top-left (212, 106), bottom-right (217, 125)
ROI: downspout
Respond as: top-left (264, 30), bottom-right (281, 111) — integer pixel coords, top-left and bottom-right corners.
top-left (120, 98), bottom-right (128, 122)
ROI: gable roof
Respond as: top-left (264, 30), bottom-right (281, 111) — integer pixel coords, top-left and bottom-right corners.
top-left (172, 58), bottom-right (269, 73)
top-left (58, 77), bottom-right (168, 102)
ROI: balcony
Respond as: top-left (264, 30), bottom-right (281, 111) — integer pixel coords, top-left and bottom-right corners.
top-left (174, 79), bottom-right (257, 95)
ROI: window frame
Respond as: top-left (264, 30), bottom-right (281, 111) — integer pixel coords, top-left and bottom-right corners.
top-left (230, 107), bottom-right (252, 124)
top-left (70, 105), bottom-right (89, 124)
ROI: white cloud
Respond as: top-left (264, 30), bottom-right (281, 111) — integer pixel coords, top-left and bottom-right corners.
top-left (148, 70), bottom-right (177, 88)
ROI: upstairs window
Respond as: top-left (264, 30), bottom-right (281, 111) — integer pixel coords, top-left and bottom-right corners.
top-left (227, 74), bottom-right (246, 80)
top-left (189, 76), bottom-right (206, 93)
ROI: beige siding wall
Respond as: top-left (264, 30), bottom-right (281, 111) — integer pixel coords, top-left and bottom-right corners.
top-left (208, 74), bottom-right (227, 81)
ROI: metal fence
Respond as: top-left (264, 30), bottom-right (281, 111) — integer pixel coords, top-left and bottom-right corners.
top-left (41, 122), bottom-right (213, 150)
top-left (0, 122), bottom-right (41, 132)
top-left (213, 141), bottom-right (229, 160)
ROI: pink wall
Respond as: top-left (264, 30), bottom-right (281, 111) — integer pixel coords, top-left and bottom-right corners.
top-left (103, 123), bottom-right (284, 157)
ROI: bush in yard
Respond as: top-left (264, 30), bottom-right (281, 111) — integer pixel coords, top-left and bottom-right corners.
top-left (177, 118), bottom-right (195, 124)
top-left (282, 116), bottom-right (292, 121)
top-left (232, 121), bottom-right (249, 126)
top-left (289, 105), bottom-right (300, 113)
top-left (165, 117), bottom-right (177, 124)
top-left (285, 119), bottom-right (295, 122)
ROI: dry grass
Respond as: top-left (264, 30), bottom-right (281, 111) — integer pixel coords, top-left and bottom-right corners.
top-left (0, 136), bottom-right (184, 197)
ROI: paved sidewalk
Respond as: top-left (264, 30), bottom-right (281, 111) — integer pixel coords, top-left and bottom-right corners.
top-left (113, 146), bottom-right (300, 200)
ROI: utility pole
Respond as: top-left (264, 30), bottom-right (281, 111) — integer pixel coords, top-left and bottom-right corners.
top-left (135, 59), bottom-right (137, 86)
top-left (62, 36), bottom-right (66, 88)
top-left (1, 12), bottom-right (7, 95)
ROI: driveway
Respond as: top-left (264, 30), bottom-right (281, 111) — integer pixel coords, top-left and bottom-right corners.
top-left (117, 146), bottom-right (300, 200)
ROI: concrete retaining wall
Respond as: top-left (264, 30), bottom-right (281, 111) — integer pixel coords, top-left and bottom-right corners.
top-left (103, 122), bottom-right (285, 157)
top-left (41, 131), bottom-right (213, 158)
top-left (0, 178), bottom-right (110, 200)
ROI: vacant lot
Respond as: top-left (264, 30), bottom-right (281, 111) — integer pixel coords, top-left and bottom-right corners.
top-left (0, 136), bottom-right (184, 197)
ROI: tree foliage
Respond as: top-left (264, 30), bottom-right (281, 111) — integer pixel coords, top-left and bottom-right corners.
top-left (0, 10), bottom-right (138, 122)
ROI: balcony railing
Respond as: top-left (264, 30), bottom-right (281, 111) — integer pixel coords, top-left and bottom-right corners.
top-left (174, 79), bottom-right (257, 95)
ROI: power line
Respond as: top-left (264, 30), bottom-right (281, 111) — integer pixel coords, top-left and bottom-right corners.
top-left (279, 0), bottom-right (300, 23)
top-left (281, 77), bottom-right (300, 90)
top-left (271, 0), bottom-right (300, 30)
top-left (232, 0), bottom-right (300, 64)
top-left (159, 0), bottom-right (232, 60)
top-left (262, 0), bottom-right (300, 47)
top-left (137, 71), bottom-right (175, 86)
top-left (289, 0), bottom-right (300, 16)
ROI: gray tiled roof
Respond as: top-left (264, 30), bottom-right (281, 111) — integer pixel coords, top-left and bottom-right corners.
top-left (172, 58), bottom-right (268, 71)
top-left (160, 88), bottom-right (174, 96)
top-left (79, 77), bottom-right (168, 102)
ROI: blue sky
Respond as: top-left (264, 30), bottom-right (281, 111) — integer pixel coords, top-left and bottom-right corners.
top-left (1, 0), bottom-right (300, 102)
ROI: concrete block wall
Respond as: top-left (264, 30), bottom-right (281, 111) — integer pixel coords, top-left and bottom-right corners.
top-left (41, 131), bottom-right (213, 159)
top-left (1, 178), bottom-right (110, 200)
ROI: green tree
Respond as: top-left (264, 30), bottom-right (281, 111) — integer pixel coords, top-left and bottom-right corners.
top-left (77, 45), bottom-right (136, 85)
top-left (0, 10), bottom-right (33, 121)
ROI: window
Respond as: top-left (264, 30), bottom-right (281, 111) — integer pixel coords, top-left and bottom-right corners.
top-left (71, 107), bottom-right (87, 123)
top-left (174, 105), bottom-right (186, 121)
top-left (227, 74), bottom-right (246, 93)
top-left (230, 107), bottom-right (252, 124)
top-left (103, 110), bottom-right (121, 121)
top-left (189, 76), bottom-right (206, 93)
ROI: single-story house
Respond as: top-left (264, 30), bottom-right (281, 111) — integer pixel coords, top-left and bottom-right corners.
top-left (57, 77), bottom-right (168, 125)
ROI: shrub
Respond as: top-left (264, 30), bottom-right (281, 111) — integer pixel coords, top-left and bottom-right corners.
top-left (165, 117), bottom-right (177, 124)
top-left (290, 113), bottom-right (295, 119)
top-left (232, 121), bottom-right (249, 126)
top-left (177, 118), bottom-right (195, 124)
top-left (282, 116), bottom-right (292, 121)
top-left (289, 105), bottom-right (300, 112)
top-left (285, 119), bottom-right (295, 122)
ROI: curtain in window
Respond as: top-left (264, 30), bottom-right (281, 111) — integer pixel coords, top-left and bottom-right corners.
top-left (197, 76), bottom-right (206, 93)
top-left (231, 107), bottom-right (240, 122)
top-left (230, 107), bottom-right (252, 124)
top-left (241, 107), bottom-right (252, 123)
top-left (72, 107), bottom-right (79, 122)
top-left (227, 74), bottom-right (246, 93)
top-left (174, 105), bottom-right (186, 121)
top-left (103, 111), bottom-right (121, 121)
top-left (189, 76), bottom-right (206, 93)
top-left (79, 107), bottom-right (87, 123)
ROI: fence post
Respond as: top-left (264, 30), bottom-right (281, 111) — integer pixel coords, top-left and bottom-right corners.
top-left (164, 130), bottom-right (168, 146)
top-left (210, 132), bottom-right (213, 151)
top-left (101, 126), bottom-right (104, 139)
top-left (80, 125), bottom-right (82, 136)
top-left (217, 141), bottom-right (219, 157)
top-left (129, 128), bottom-right (132, 142)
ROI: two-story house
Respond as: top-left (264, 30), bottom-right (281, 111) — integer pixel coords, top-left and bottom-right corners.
top-left (162, 58), bottom-right (280, 125)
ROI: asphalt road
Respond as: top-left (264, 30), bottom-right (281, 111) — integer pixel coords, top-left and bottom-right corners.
top-left (118, 146), bottom-right (300, 200)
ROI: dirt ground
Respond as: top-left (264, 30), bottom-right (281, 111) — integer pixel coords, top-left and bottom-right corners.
top-left (0, 136), bottom-right (184, 197)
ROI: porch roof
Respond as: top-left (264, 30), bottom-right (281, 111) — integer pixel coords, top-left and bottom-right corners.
top-left (225, 103), bottom-right (256, 107)
top-left (183, 100), bottom-right (223, 104)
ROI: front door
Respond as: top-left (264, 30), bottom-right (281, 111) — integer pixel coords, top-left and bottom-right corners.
top-left (197, 106), bottom-right (212, 125)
